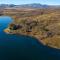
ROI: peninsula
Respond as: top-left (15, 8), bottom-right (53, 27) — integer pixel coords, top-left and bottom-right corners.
top-left (1, 4), bottom-right (60, 49)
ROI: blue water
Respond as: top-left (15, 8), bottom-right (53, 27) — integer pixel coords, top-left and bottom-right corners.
top-left (0, 16), bottom-right (60, 60)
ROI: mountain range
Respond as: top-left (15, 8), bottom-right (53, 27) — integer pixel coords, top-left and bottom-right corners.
top-left (0, 3), bottom-right (60, 9)
top-left (0, 3), bottom-right (50, 8)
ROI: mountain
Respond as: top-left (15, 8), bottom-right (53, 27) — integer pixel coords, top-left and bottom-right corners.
top-left (0, 3), bottom-right (49, 8)
top-left (15, 3), bottom-right (49, 8)
top-left (0, 3), bottom-right (60, 9)
top-left (0, 4), bottom-right (16, 8)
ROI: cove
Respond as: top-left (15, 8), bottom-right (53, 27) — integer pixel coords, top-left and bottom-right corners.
top-left (0, 16), bottom-right (60, 60)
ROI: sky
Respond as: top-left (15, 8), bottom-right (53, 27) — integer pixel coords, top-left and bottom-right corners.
top-left (0, 0), bottom-right (60, 5)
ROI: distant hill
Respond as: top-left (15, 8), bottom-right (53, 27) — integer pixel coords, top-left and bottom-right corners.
top-left (0, 3), bottom-right (60, 9)
top-left (15, 3), bottom-right (49, 8)
top-left (0, 4), bottom-right (16, 8)
top-left (0, 3), bottom-right (49, 8)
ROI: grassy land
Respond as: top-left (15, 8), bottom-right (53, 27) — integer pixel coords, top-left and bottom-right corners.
top-left (1, 8), bottom-right (60, 49)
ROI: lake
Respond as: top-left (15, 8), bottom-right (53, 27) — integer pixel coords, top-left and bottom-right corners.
top-left (0, 16), bottom-right (60, 60)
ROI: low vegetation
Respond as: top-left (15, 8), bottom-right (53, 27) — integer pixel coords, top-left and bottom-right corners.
top-left (1, 8), bottom-right (60, 49)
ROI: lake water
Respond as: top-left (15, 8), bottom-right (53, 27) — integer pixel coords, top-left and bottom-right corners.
top-left (0, 16), bottom-right (60, 60)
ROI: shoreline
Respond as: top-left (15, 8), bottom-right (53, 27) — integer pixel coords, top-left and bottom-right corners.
top-left (4, 28), bottom-right (47, 45)
top-left (4, 28), bottom-right (60, 49)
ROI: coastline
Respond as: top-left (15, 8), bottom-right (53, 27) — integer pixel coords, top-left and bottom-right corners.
top-left (4, 28), bottom-right (46, 44)
top-left (4, 27), bottom-right (60, 49)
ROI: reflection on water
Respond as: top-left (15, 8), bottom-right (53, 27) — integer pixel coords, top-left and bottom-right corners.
top-left (0, 16), bottom-right (60, 60)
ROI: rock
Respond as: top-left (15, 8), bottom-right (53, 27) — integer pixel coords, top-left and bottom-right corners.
top-left (4, 28), bottom-right (10, 34)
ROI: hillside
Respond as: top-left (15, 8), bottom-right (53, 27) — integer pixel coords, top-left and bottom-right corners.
top-left (1, 6), bottom-right (60, 49)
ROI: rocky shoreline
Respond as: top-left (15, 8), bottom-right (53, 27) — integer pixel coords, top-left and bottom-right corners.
top-left (4, 27), bottom-right (60, 49)
top-left (4, 28), bottom-right (10, 34)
